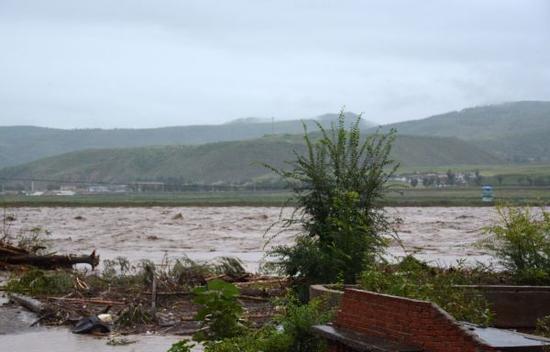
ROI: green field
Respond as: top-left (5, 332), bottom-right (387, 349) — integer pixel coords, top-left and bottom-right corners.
top-left (399, 163), bottom-right (550, 176)
top-left (2, 186), bottom-right (550, 207)
top-left (384, 186), bottom-right (550, 206)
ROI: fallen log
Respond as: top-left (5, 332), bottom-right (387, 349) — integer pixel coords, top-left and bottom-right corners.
top-left (0, 250), bottom-right (99, 269)
top-left (9, 293), bottom-right (47, 314)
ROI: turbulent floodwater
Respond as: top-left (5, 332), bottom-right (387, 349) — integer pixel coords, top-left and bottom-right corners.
top-left (4, 206), bottom-right (508, 270)
top-left (2, 206), bottom-right (538, 351)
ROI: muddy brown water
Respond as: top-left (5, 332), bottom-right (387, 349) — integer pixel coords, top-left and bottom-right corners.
top-left (2, 206), bottom-right (544, 351)
top-left (1, 206), bottom-right (510, 270)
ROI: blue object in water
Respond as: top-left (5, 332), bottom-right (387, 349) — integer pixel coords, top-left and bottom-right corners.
top-left (481, 185), bottom-right (494, 202)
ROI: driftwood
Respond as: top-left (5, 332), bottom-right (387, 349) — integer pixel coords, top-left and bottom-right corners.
top-left (0, 250), bottom-right (99, 269)
top-left (46, 297), bottom-right (126, 305)
top-left (0, 244), bottom-right (29, 257)
top-left (9, 293), bottom-right (47, 314)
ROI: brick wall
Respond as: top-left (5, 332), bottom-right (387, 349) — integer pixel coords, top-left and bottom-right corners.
top-left (333, 288), bottom-right (496, 352)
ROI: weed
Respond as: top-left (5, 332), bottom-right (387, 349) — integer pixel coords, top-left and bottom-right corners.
top-left (212, 256), bottom-right (246, 278)
top-left (167, 340), bottom-right (195, 352)
top-left (201, 296), bottom-right (330, 352)
top-left (482, 206), bottom-right (550, 284)
top-left (115, 303), bottom-right (153, 328)
top-left (193, 279), bottom-right (245, 342)
top-left (360, 256), bottom-right (494, 325)
top-left (15, 226), bottom-right (51, 255)
top-left (5, 269), bottom-right (74, 295)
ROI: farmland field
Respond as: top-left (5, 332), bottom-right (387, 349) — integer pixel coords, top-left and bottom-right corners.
top-left (2, 186), bottom-right (550, 207)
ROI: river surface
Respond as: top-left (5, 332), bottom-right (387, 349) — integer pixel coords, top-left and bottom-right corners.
top-left (1, 206), bottom-right (537, 351)
top-left (2, 206), bottom-right (508, 270)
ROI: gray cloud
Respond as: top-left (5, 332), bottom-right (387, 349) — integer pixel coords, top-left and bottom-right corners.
top-left (0, 0), bottom-right (549, 128)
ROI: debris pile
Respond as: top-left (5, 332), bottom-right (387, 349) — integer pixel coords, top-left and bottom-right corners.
top-left (2, 253), bottom-right (288, 335)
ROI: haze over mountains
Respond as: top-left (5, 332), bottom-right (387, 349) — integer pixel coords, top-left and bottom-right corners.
top-left (0, 135), bottom-right (499, 185)
top-left (0, 112), bottom-right (368, 169)
top-left (1, 101), bottom-right (549, 185)
top-left (372, 101), bottom-right (550, 163)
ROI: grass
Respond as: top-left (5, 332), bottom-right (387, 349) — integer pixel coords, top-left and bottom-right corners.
top-left (384, 186), bottom-right (550, 206)
top-left (2, 186), bottom-right (550, 207)
top-left (0, 191), bottom-right (292, 207)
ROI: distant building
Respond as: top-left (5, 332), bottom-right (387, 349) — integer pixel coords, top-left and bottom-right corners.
top-left (87, 185), bottom-right (128, 193)
top-left (132, 182), bottom-right (165, 192)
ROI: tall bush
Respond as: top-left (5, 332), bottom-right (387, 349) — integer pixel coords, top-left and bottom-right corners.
top-left (266, 112), bottom-right (398, 291)
top-left (483, 206), bottom-right (550, 284)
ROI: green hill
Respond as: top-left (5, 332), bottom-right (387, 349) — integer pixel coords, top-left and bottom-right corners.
top-left (0, 134), bottom-right (501, 185)
top-left (372, 101), bottom-right (550, 162)
top-left (0, 112), bottom-right (371, 169)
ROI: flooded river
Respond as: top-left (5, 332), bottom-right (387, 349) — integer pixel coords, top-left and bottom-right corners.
top-left (2, 206), bottom-right (506, 270)
top-left (0, 206), bottom-right (529, 351)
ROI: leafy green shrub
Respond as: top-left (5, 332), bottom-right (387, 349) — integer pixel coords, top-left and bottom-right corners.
top-left (266, 112), bottom-right (398, 295)
top-left (5, 269), bottom-right (74, 295)
top-left (193, 279), bottom-right (246, 341)
top-left (202, 296), bottom-right (330, 352)
top-left (483, 206), bottom-right (550, 284)
top-left (167, 339), bottom-right (195, 352)
top-left (360, 256), bottom-right (493, 326)
top-left (276, 296), bottom-right (331, 352)
top-left (203, 326), bottom-right (291, 352)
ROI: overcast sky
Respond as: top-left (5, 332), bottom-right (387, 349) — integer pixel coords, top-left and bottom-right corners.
top-left (0, 0), bottom-right (549, 128)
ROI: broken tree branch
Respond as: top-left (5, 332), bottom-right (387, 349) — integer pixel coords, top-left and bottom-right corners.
top-left (9, 293), bottom-right (47, 314)
top-left (46, 297), bottom-right (126, 305)
top-left (0, 250), bottom-right (99, 269)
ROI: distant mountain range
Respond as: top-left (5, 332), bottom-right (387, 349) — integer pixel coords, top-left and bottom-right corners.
top-left (371, 101), bottom-right (550, 162)
top-left (0, 135), bottom-right (498, 185)
top-left (0, 112), bottom-right (369, 169)
top-left (0, 101), bottom-right (549, 185)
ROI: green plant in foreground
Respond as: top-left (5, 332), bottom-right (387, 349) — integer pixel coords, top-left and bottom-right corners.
top-left (360, 256), bottom-right (493, 326)
top-left (266, 112), bottom-right (398, 297)
top-left (193, 279), bottom-right (245, 342)
top-left (167, 339), bottom-right (195, 352)
top-left (202, 296), bottom-right (330, 352)
top-left (483, 206), bottom-right (550, 284)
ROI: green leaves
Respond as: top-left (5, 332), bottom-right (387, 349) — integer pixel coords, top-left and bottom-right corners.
top-left (193, 279), bottom-right (245, 341)
top-left (266, 111), bottom-right (398, 294)
top-left (360, 257), bottom-right (494, 326)
top-left (483, 206), bottom-right (550, 284)
top-left (167, 340), bottom-right (195, 352)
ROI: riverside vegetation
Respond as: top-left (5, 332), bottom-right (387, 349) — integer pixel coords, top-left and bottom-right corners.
top-left (167, 113), bottom-right (550, 351)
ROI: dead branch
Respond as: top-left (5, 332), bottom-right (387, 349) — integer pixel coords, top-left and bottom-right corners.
top-left (0, 250), bottom-right (99, 269)
top-left (47, 297), bottom-right (126, 305)
top-left (9, 293), bottom-right (47, 314)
